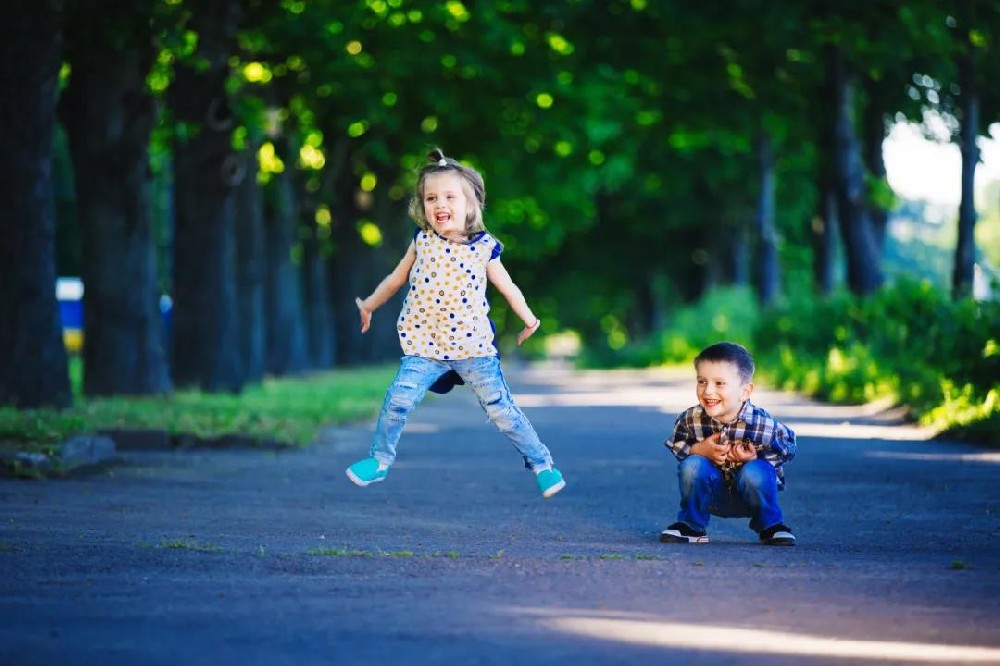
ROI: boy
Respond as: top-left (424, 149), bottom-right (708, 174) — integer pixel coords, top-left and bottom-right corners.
top-left (660, 342), bottom-right (797, 546)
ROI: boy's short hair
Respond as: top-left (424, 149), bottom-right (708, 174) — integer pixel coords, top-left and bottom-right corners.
top-left (695, 342), bottom-right (755, 384)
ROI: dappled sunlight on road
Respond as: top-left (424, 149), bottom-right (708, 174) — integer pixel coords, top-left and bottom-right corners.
top-left (865, 450), bottom-right (1000, 464)
top-left (509, 608), bottom-right (1000, 663)
top-left (785, 421), bottom-right (935, 441)
top-left (513, 390), bottom-right (685, 411)
top-left (511, 364), bottom-right (936, 442)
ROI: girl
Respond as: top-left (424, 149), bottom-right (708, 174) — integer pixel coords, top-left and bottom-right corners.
top-left (345, 148), bottom-right (566, 498)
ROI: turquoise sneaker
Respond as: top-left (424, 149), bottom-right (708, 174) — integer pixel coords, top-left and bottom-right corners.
top-left (536, 466), bottom-right (565, 498)
top-left (346, 457), bottom-right (388, 487)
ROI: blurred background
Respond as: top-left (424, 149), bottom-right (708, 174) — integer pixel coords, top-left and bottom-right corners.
top-left (2, 0), bottom-right (997, 442)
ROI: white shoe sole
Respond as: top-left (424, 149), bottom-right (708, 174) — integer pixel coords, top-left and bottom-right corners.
top-left (346, 469), bottom-right (385, 487)
top-left (761, 531), bottom-right (796, 546)
top-left (541, 480), bottom-right (566, 498)
top-left (659, 531), bottom-right (709, 544)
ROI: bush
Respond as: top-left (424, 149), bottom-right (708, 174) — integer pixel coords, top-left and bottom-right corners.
top-left (579, 286), bottom-right (760, 369)
top-left (754, 278), bottom-right (999, 443)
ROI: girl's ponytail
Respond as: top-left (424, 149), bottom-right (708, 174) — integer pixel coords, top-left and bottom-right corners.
top-left (428, 147), bottom-right (448, 166)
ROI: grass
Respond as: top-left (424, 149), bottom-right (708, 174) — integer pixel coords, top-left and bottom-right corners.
top-left (307, 548), bottom-right (374, 557)
top-left (159, 539), bottom-right (224, 553)
top-left (0, 363), bottom-right (398, 451)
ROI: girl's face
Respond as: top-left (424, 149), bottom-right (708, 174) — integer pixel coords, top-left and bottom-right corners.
top-left (695, 360), bottom-right (753, 424)
top-left (422, 172), bottom-right (469, 240)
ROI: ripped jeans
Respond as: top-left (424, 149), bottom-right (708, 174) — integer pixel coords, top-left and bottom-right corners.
top-left (369, 355), bottom-right (554, 471)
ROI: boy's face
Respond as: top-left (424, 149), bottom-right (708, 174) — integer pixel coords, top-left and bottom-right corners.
top-left (695, 359), bottom-right (753, 424)
top-left (422, 172), bottom-right (469, 240)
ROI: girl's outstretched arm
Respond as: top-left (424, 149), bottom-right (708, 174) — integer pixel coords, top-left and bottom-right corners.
top-left (355, 242), bottom-right (416, 333)
top-left (486, 259), bottom-right (541, 345)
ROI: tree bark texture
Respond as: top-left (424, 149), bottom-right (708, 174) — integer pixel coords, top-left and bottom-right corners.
top-left (812, 184), bottom-right (839, 296)
top-left (862, 76), bottom-right (889, 253)
top-left (295, 152), bottom-right (335, 370)
top-left (0, 0), bottom-right (72, 408)
top-left (327, 141), bottom-right (372, 366)
top-left (302, 223), bottom-right (335, 370)
top-left (170, 0), bottom-right (244, 392)
top-left (235, 145), bottom-right (266, 382)
top-left (726, 215), bottom-right (751, 289)
top-left (756, 133), bottom-right (780, 306)
top-left (952, 53), bottom-right (979, 300)
top-left (60, 0), bottom-right (171, 396)
top-left (263, 156), bottom-right (309, 376)
top-left (368, 164), bottom-right (411, 361)
top-left (828, 46), bottom-right (884, 296)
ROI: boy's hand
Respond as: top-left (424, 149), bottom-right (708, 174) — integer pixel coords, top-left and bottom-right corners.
top-left (727, 439), bottom-right (757, 463)
top-left (690, 432), bottom-right (730, 466)
top-left (355, 297), bottom-right (372, 334)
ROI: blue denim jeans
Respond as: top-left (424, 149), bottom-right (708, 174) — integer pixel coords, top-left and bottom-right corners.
top-left (369, 355), bottom-right (554, 471)
top-left (676, 456), bottom-right (784, 534)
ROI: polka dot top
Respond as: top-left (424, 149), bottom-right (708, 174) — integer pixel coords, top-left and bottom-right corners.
top-left (397, 229), bottom-right (502, 360)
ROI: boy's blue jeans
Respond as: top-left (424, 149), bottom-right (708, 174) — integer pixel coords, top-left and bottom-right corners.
top-left (676, 456), bottom-right (785, 534)
top-left (369, 355), bottom-right (554, 471)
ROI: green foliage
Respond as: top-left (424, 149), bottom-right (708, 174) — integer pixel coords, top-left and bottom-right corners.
top-left (0, 365), bottom-right (398, 450)
top-left (580, 286), bottom-right (760, 368)
top-left (754, 279), bottom-right (1000, 442)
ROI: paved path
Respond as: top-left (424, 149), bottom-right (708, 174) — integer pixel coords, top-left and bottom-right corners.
top-left (1, 363), bottom-right (999, 665)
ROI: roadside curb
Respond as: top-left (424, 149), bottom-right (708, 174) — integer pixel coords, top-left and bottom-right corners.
top-left (0, 434), bottom-right (118, 479)
top-left (0, 430), bottom-right (296, 479)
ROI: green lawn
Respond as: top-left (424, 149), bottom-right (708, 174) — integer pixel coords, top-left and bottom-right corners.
top-left (0, 363), bottom-right (397, 452)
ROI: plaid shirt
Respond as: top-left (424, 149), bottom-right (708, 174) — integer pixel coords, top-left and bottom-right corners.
top-left (665, 400), bottom-right (796, 489)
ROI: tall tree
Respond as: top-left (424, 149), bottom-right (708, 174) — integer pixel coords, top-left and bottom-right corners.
top-left (234, 139), bottom-right (266, 382)
top-left (827, 44), bottom-right (884, 295)
top-left (949, 2), bottom-right (1000, 299)
top-left (756, 133), bottom-right (780, 305)
top-left (60, 0), bottom-right (171, 396)
top-left (169, 0), bottom-right (244, 391)
top-left (0, 0), bottom-right (72, 408)
top-left (262, 132), bottom-right (309, 375)
top-left (953, 34), bottom-right (980, 299)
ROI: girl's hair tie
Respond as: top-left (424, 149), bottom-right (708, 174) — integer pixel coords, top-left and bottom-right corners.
top-left (437, 158), bottom-right (447, 166)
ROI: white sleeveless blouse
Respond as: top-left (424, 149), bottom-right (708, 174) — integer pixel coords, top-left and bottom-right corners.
top-left (396, 230), bottom-right (501, 360)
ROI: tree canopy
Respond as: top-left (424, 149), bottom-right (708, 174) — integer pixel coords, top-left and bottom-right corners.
top-left (2, 0), bottom-right (998, 406)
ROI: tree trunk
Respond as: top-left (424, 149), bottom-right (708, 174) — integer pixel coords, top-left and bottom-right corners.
top-left (169, 0), bottom-right (244, 392)
top-left (323, 143), bottom-right (407, 365)
top-left (368, 164), bottom-right (411, 361)
top-left (952, 53), bottom-right (979, 300)
top-left (812, 183), bottom-right (839, 296)
top-left (828, 46), bottom-right (884, 296)
top-left (0, 0), bottom-right (72, 408)
top-left (756, 133), bottom-right (780, 306)
top-left (326, 140), bottom-right (370, 366)
top-left (302, 220), bottom-right (335, 370)
top-left (727, 214), bottom-right (751, 288)
top-left (60, 0), bottom-right (171, 396)
top-left (263, 154), bottom-right (309, 376)
top-left (235, 145), bottom-right (266, 382)
top-left (862, 76), bottom-right (890, 253)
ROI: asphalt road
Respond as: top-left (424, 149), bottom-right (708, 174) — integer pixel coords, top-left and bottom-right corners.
top-left (1, 362), bottom-right (998, 666)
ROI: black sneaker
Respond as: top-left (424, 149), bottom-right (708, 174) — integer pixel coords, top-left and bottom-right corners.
top-left (759, 524), bottom-right (796, 546)
top-left (659, 522), bottom-right (709, 544)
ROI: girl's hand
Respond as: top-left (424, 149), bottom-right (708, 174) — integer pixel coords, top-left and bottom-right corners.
top-left (355, 297), bottom-right (372, 334)
top-left (517, 319), bottom-right (541, 346)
